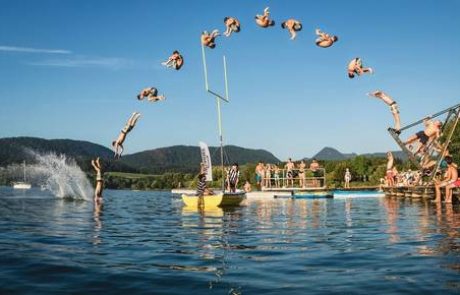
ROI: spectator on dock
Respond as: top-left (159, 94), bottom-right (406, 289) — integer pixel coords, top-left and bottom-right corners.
top-left (434, 156), bottom-right (458, 203)
top-left (227, 163), bottom-right (240, 193)
top-left (344, 168), bottom-right (351, 188)
top-left (285, 158), bottom-right (295, 187)
top-left (310, 159), bottom-right (321, 187)
top-left (264, 164), bottom-right (272, 188)
top-left (255, 162), bottom-right (265, 190)
top-left (367, 91), bottom-right (401, 133)
top-left (299, 160), bottom-right (306, 188)
top-left (404, 118), bottom-right (442, 157)
top-left (273, 165), bottom-right (281, 188)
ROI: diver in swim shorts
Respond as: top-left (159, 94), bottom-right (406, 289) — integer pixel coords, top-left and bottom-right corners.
top-left (112, 112), bottom-right (141, 159)
top-left (367, 90), bottom-right (401, 133)
top-left (404, 118), bottom-right (442, 156)
top-left (281, 19), bottom-right (302, 40)
top-left (91, 157), bottom-right (104, 207)
top-left (347, 57), bottom-right (373, 79)
top-left (201, 30), bottom-right (220, 48)
top-left (161, 50), bottom-right (184, 70)
top-left (224, 17), bottom-right (241, 37)
top-left (315, 28), bottom-right (338, 48)
top-left (137, 87), bottom-right (165, 102)
top-left (255, 7), bottom-right (275, 28)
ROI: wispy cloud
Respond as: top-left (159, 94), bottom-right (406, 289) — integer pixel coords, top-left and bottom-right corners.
top-left (27, 55), bottom-right (155, 70)
top-left (0, 45), bottom-right (72, 54)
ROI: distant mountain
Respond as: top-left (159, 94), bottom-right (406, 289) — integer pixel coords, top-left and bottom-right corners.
top-left (0, 137), bottom-right (280, 174)
top-left (0, 137), bottom-right (137, 173)
top-left (307, 146), bottom-right (407, 161)
top-left (120, 145), bottom-right (281, 174)
top-left (310, 147), bottom-right (357, 161)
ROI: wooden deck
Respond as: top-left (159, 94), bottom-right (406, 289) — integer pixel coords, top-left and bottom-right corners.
top-left (382, 185), bottom-right (460, 202)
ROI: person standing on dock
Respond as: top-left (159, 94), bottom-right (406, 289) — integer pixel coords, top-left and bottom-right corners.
top-left (310, 159), bottom-right (321, 187)
top-left (434, 156), bottom-right (458, 203)
top-left (367, 91), bottom-right (401, 133)
top-left (91, 157), bottom-right (104, 208)
top-left (255, 162), bottom-right (265, 190)
top-left (299, 160), bottom-right (307, 188)
top-left (227, 163), bottom-right (240, 193)
top-left (285, 158), bottom-right (295, 188)
top-left (344, 168), bottom-right (351, 189)
top-left (264, 164), bottom-right (272, 189)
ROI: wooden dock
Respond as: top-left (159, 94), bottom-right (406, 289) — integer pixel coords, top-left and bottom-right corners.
top-left (382, 185), bottom-right (460, 202)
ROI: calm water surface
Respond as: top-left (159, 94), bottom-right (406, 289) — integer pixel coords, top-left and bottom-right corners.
top-left (0, 187), bottom-right (459, 294)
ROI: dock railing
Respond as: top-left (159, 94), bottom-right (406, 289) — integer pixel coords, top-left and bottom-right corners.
top-left (260, 168), bottom-right (327, 190)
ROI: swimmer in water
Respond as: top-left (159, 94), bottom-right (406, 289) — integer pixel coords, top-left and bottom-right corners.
top-left (91, 157), bottom-right (104, 207)
top-left (112, 112), bottom-right (141, 159)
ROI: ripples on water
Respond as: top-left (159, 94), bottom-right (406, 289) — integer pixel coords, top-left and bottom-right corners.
top-left (0, 187), bottom-right (459, 294)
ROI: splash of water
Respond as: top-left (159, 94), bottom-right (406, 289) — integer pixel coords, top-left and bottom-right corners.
top-left (8, 150), bottom-right (94, 201)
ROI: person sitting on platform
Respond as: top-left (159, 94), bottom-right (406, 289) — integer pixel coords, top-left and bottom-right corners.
top-left (112, 112), bottom-right (141, 159)
top-left (197, 163), bottom-right (213, 196)
top-left (227, 163), bottom-right (240, 193)
top-left (255, 7), bottom-right (275, 28)
top-left (224, 17), bottom-right (241, 37)
top-left (161, 50), bottom-right (184, 70)
top-left (281, 19), bottom-right (302, 40)
top-left (347, 57), bottom-right (373, 79)
top-left (201, 30), bottom-right (220, 48)
top-left (404, 118), bottom-right (442, 157)
top-left (244, 180), bottom-right (252, 193)
top-left (137, 87), bottom-right (165, 102)
top-left (434, 156), bottom-right (458, 203)
top-left (315, 28), bottom-right (338, 48)
top-left (91, 157), bottom-right (104, 207)
top-left (367, 90), bottom-right (401, 134)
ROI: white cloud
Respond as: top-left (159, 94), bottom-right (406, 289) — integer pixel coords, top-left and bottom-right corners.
top-left (27, 55), bottom-right (155, 70)
top-left (0, 45), bottom-right (71, 54)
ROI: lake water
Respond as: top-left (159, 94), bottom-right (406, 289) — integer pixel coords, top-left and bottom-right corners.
top-left (0, 187), bottom-right (459, 294)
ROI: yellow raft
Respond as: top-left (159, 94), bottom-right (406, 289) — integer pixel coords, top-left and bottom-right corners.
top-left (181, 192), bottom-right (246, 208)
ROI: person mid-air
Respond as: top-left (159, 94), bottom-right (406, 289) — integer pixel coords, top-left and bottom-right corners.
top-left (223, 17), bottom-right (241, 37)
top-left (201, 30), bottom-right (220, 48)
top-left (112, 112), bottom-right (141, 159)
top-left (281, 19), bottom-right (302, 40)
top-left (137, 87), bottom-right (165, 102)
top-left (161, 50), bottom-right (184, 70)
top-left (315, 28), bottom-right (338, 48)
top-left (347, 57), bottom-right (373, 78)
top-left (255, 7), bottom-right (275, 28)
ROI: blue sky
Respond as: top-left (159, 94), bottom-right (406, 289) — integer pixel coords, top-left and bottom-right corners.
top-left (0, 0), bottom-right (459, 160)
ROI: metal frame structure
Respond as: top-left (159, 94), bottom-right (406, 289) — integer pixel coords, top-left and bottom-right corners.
top-left (388, 103), bottom-right (460, 178)
top-left (201, 44), bottom-right (229, 191)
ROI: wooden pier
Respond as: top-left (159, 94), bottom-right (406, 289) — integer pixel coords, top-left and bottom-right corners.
top-left (382, 185), bottom-right (460, 202)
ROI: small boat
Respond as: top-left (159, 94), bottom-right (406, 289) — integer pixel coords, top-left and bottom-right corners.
top-left (13, 161), bottom-right (31, 190)
top-left (182, 191), bottom-right (245, 208)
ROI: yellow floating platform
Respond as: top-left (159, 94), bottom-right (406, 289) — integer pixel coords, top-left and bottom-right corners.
top-left (181, 192), bottom-right (245, 208)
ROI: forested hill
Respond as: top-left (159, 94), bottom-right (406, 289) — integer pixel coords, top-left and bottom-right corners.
top-left (0, 137), bottom-right (280, 174)
top-left (120, 145), bottom-right (281, 174)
